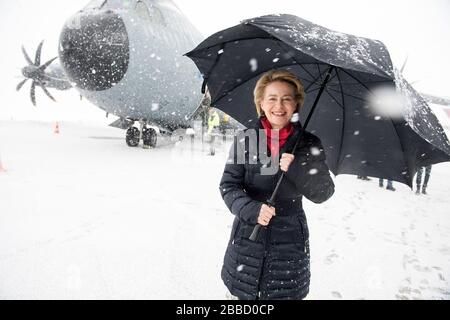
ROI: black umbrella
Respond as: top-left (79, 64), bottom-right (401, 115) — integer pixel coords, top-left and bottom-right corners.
top-left (186, 14), bottom-right (450, 188)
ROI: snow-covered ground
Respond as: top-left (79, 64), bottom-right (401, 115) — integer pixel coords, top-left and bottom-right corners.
top-left (0, 120), bottom-right (449, 299)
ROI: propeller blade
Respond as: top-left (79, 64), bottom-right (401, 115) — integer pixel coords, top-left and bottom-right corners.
top-left (38, 81), bottom-right (56, 102)
top-left (35, 41), bottom-right (44, 66)
top-left (16, 79), bottom-right (28, 91)
top-left (400, 56), bottom-right (408, 73)
top-left (30, 81), bottom-right (36, 106)
top-left (21, 45), bottom-right (33, 65)
top-left (41, 74), bottom-right (53, 82)
top-left (39, 56), bottom-right (57, 71)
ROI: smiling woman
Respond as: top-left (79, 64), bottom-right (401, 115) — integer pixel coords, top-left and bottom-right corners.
top-left (219, 69), bottom-right (335, 300)
top-left (254, 71), bottom-right (305, 129)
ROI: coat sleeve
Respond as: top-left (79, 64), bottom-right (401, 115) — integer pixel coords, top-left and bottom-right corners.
top-left (285, 134), bottom-right (335, 203)
top-left (219, 140), bottom-right (262, 224)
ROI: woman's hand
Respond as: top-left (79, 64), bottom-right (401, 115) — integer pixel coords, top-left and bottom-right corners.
top-left (280, 153), bottom-right (295, 172)
top-left (257, 204), bottom-right (276, 226)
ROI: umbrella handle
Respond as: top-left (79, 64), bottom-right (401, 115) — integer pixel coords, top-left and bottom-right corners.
top-left (248, 199), bottom-right (275, 241)
top-left (249, 224), bottom-right (263, 241)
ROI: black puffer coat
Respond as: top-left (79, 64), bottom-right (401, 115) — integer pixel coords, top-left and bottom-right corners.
top-left (219, 119), bottom-right (334, 300)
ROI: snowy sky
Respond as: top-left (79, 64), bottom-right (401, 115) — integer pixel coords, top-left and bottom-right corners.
top-left (0, 0), bottom-right (449, 120)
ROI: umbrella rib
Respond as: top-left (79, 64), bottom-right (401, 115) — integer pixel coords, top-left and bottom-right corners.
top-left (273, 40), bottom-right (328, 85)
top-left (186, 35), bottom-right (278, 56)
top-left (328, 80), bottom-right (390, 85)
top-left (303, 66), bottom-right (332, 91)
top-left (305, 70), bottom-right (339, 96)
top-left (335, 68), bottom-right (346, 109)
top-left (324, 88), bottom-right (344, 110)
top-left (305, 86), bottom-right (322, 94)
top-left (326, 88), bottom-right (367, 103)
top-left (338, 68), bottom-right (373, 94)
top-left (211, 68), bottom-right (271, 105)
top-left (211, 62), bottom-right (329, 105)
top-left (298, 64), bottom-right (322, 86)
top-left (335, 69), bottom-right (347, 172)
top-left (202, 43), bottom-right (225, 93)
top-left (316, 64), bottom-right (324, 84)
top-left (389, 119), bottom-right (411, 186)
top-left (314, 63), bottom-right (340, 88)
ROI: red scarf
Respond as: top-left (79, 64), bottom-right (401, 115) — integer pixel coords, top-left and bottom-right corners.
top-left (260, 117), bottom-right (293, 157)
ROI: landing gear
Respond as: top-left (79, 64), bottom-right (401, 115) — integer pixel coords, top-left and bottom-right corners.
top-left (125, 120), bottom-right (158, 148)
top-left (126, 127), bottom-right (140, 147)
top-left (142, 127), bottom-right (157, 148)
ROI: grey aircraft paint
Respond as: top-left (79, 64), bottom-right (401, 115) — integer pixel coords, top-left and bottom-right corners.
top-left (58, 0), bottom-right (204, 131)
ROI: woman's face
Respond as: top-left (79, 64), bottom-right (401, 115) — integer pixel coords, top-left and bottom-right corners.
top-left (260, 81), bottom-right (298, 129)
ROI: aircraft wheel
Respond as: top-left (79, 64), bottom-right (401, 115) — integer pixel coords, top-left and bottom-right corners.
top-left (126, 127), bottom-right (140, 147)
top-left (142, 127), bottom-right (157, 148)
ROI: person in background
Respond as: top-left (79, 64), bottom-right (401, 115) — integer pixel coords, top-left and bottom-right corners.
top-left (415, 165), bottom-right (432, 195)
top-left (219, 113), bottom-right (230, 134)
top-left (219, 113), bottom-right (231, 143)
top-left (379, 178), bottom-right (395, 191)
top-left (207, 108), bottom-right (220, 155)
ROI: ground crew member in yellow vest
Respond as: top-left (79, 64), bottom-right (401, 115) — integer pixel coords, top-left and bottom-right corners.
top-left (207, 108), bottom-right (220, 155)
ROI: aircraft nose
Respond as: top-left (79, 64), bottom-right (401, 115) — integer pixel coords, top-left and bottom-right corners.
top-left (59, 10), bottom-right (130, 91)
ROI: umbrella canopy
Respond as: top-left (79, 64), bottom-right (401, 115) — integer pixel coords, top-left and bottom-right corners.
top-left (186, 14), bottom-right (450, 187)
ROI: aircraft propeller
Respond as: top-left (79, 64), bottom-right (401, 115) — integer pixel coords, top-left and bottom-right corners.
top-left (17, 40), bottom-right (58, 106)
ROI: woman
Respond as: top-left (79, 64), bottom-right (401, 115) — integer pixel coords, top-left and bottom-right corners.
top-left (219, 70), bottom-right (335, 300)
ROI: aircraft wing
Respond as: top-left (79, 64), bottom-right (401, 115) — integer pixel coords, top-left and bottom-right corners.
top-left (420, 93), bottom-right (450, 106)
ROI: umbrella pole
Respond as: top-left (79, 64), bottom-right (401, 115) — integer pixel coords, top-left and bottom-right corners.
top-left (249, 66), bottom-right (335, 241)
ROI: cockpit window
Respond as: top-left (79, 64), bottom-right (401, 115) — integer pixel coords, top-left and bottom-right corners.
top-left (84, 0), bottom-right (107, 9)
top-left (135, 2), bottom-right (166, 26)
top-left (150, 5), bottom-right (166, 26)
top-left (135, 1), bottom-right (151, 20)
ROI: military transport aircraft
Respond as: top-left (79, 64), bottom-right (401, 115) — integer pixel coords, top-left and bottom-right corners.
top-left (16, 0), bottom-right (206, 148)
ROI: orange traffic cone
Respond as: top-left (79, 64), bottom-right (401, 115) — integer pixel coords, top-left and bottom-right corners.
top-left (54, 122), bottom-right (60, 134)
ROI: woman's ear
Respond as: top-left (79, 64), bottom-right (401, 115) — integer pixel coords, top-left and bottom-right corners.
top-left (258, 100), bottom-right (265, 116)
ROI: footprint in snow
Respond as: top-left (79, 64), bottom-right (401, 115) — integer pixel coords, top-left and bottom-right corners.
top-left (324, 252), bottom-right (339, 265)
top-left (331, 291), bottom-right (342, 299)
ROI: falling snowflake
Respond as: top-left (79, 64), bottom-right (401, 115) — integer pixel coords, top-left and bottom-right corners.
top-left (237, 265), bottom-right (244, 272)
top-left (249, 58), bottom-right (258, 72)
top-left (310, 147), bottom-right (321, 156)
top-left (354, 130), bottom-right (360, 135)
top-left (308, 168), bottom-right (318, 175)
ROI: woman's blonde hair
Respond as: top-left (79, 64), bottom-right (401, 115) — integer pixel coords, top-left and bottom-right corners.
top-left (253, 70), bottom-right (305, 116)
